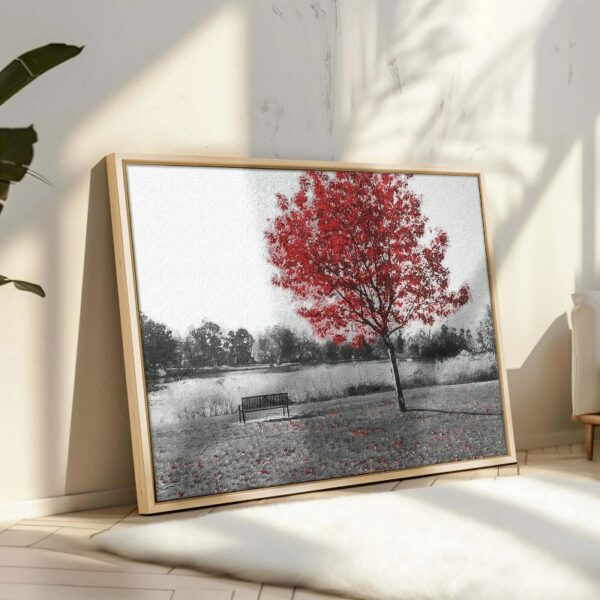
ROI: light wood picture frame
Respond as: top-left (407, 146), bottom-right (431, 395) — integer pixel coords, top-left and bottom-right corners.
top-left (106, 154), bottom-right (516, 514)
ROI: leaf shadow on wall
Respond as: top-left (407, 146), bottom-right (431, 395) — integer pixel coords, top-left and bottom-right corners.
top-left (245, 0), bottom-right (503, 477)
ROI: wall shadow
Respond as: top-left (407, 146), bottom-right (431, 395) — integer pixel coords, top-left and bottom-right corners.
top-left (507, 313), bottom-right (576, 449)
top-left (22, 0), bottom-right (222, 499)
top-left (241, 0), bottom-right (599, 465)
top-left (65, 160), bottom-right (133, 495)
top-left (61, 0), bottom-right (599, 503)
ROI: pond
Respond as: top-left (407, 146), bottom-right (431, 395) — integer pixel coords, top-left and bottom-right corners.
top-left (148, 354), bottom-right (497, 426)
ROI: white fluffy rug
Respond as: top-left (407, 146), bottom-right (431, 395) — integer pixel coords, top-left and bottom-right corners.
top-left (95, 476), bottom-right (600, 599)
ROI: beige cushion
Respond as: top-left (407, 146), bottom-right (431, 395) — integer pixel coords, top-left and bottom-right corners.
top-left (571, 292), bottom-right (600, 415)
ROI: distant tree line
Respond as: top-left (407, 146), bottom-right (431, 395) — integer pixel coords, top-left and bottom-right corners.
top-left (139, 305), bottom-right (495, 380)
top-left (404, 305), bottom-right (495, 359)
top-left (252, 325), bottom-right (404, 366)
top-left (140, 314), bottom-right (256, 380)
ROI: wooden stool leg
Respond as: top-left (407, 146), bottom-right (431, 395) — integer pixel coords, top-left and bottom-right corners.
top-left (583, 423), bottom-right (595, 461)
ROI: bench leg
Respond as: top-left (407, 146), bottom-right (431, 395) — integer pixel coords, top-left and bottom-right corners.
top-left (584, 423), bottom-right (595, 461)
top-left (242, 409), bottom-right (246, 425)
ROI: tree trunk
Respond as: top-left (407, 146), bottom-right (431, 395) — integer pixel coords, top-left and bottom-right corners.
top-left (385, 337), bottom-right (407, 412)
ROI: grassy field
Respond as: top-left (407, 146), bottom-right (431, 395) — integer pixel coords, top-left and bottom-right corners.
top-left (149, 353), bottom-right (498, 424)
top-left (151, 379), bottom-right (506, 501)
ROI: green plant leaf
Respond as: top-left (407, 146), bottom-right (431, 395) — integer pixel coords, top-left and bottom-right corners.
top-left (0, 126), bottom-right (37, 201)
top-left (0, 275), bottom-right (45, 297)
top-left (0, 43), bottom-right (83, 106)
top-left (0, 126), bottom-right (37, 180)
top-left (0, 182), bottom-right (8, 206)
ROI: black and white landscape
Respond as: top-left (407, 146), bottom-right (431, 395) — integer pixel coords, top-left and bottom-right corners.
top-left (126, 165), bottom-right (507, 502)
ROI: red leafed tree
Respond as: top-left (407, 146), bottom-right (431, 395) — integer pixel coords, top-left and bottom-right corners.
top-left (265, 171), bottom-right (470, 411)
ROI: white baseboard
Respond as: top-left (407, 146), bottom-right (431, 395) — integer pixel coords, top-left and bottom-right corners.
top-left (515, 428), bottom-right (583, 451)
top-left (0, 487), bottom-right (136, 522)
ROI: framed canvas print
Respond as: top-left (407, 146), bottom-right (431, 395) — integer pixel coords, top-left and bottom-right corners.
top-left (107, 154), bottom-right (516, 514)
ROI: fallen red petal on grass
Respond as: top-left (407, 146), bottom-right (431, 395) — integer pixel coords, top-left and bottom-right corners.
top-left (351, 429), bottom-right (369, 437)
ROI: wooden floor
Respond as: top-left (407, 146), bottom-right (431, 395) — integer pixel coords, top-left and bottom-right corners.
top-left (1, 443), bottom-right (599, 599)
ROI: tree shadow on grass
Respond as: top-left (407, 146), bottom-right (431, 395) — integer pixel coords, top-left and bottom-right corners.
top-left (406, 408), bottom-right (502, 417)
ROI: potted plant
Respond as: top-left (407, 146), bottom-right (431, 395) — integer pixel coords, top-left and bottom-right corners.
top-left (0, 43), bottom-right (83, 297)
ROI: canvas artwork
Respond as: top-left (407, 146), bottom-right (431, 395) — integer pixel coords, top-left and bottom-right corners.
top-left (108, 156), bottom-right (515, 513)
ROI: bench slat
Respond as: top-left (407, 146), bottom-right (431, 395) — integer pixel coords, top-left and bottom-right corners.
top-left (239, 393), bottom-right (290, 424)
top-left (241, 393), bottom-right (289, 412)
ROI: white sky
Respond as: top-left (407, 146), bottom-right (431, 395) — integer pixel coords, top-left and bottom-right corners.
top-left (126, 165), bottom-right (492, 338)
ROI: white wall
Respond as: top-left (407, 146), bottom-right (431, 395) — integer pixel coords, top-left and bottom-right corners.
top-left (0, 0), bottom-right (595, 509)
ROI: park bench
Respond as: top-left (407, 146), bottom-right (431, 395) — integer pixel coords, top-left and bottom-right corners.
top-left (239, 392), bottom-right (290, 424)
